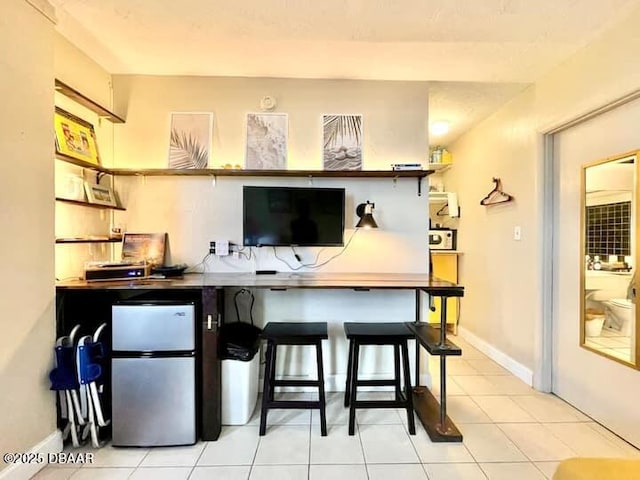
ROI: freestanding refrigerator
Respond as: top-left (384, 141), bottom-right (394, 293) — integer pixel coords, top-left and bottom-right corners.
top-left (111, 301), bottom-right (196, 446)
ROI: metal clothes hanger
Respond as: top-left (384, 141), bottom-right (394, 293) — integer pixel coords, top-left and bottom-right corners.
top-left (480, 177), bottom-right (514, 205)
top-left (436, 203), bottom-right (449, 216)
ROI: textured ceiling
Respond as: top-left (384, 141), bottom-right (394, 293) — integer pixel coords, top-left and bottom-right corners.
top-left (50, 0), bottom-right (640, 144)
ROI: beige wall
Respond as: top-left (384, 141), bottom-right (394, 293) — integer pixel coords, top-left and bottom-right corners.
top-left (446, 4), bottom-right (640, 383)
top-left (110, 76), bottom-right (430, 271)
top-left (0, 0), bottom-right (56, 464)
top-left (105, 76), bottom-right (432, 388)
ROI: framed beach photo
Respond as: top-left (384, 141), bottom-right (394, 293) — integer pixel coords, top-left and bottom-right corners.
top-left (54, 107), bottom-right (101, 165)
top-left (84, 182), bottom-right (117, 207)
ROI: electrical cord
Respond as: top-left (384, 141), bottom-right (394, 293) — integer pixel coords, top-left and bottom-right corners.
top-left (273, 229), bottom-right (359, 270)
top-left (237, 246), bottom-right (253, 261)
top-left (185, 252), bottom-right (213, 274)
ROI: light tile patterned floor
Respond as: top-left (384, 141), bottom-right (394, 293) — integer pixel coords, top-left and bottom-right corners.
top-left (33, 335), bottom-right (639, 480)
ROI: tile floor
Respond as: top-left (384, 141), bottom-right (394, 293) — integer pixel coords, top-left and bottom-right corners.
top-left (34, 335), bottom-right (639, 480)
top-left (584, 327), bottom-right (633, 362)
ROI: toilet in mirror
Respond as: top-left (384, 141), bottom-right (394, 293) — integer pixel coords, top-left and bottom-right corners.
top-left (581, 150), bottom-right (638, 366)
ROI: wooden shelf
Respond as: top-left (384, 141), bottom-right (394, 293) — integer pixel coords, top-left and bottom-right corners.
top-left (109, 168), bottom-right (432, 195)
top-left (55, 79), bottom-right (125, 123)
top-left (55, 197), bottom-right (126, 211)
top-left (56, 238), bottom-right (121, 244)
top-left (109, 168), bottom-right (433, 178)
top-left (412, 386), bottom-right (463, 442)
top-left (406, 323), bottom-right (462, 356)
top-left (427, 163), bottom-right (452, 172)
top-left (55, 152), bottom-right (112, 175)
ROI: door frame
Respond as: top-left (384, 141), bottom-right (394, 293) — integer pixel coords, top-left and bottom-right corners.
top-left (538, 89), bottom-right (640, 393)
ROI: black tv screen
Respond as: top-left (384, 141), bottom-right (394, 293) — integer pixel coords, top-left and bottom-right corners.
top-left (243, 186), bottom-right (345, 247)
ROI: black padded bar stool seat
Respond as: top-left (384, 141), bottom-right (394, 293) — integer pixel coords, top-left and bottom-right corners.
top-left (344, 322), bottom-right (416, 436)
top-left (260, 322), bottom-right (328, 436)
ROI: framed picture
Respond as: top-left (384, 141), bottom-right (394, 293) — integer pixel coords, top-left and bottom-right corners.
top-left (121, 233), bottom-right (167, 266)
top-left (245, 113), bottom-right (288, 169)
top-left (54, 107), bottom-right (101, 165)
top-left (84, 182), bottom-right (117, 207)
top-left (167, 112), bottom-right (213, 169)
top-left (322, 114), bottom-right (363, 171)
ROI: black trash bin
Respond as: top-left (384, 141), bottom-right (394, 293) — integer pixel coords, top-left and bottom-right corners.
top-left (220, 289), bottom-right (262, 424)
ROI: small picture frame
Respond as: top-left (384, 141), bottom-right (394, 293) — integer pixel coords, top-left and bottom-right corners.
top-left (84, 182), bottom-right (117, 207)
top-left (54, 107), bottom-right (101, 165)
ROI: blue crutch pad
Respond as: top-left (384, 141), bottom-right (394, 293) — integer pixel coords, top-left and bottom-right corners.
top-left (49, 345), bottom-right (79, 391)
top-left (77, 342), bottom-right (104, 385)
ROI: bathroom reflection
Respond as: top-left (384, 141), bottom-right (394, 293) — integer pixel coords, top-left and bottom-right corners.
top-left (582, 152), bottom-right (637, 366)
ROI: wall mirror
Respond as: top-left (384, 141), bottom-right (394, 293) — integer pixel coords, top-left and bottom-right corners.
top-left (581, 150), bottom-right (638, 367)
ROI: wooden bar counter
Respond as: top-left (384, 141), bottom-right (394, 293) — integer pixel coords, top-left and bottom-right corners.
top-left (56, 272), bottom-right (464, 442)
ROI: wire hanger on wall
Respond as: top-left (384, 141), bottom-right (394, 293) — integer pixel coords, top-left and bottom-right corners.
top-left (480, 177), bottom-right (514, 206)
top-left (436, 203), bottom-right (450, 216)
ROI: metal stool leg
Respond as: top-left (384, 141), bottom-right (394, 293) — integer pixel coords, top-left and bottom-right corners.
top-left (401, 340), bottom-right (416, 435)
top-left (348, 342), bottom-right (360, 436)
top-left (259, 341), bottom-right (274, 436)
top-left (344, 339), bottom-right (354, 407)
top-left (316, 340), bottom-right (327, 436)
top-left (394, 343), bottom-right (401, 401)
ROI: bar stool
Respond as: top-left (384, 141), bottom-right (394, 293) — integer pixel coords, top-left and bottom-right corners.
top-left (343, 322), bottom-right (416, 435)
top-left (259, 322), bottom-right (328, 436)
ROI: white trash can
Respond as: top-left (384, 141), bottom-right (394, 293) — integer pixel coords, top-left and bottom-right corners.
top-left (221, 354), bottom-right (259, 425)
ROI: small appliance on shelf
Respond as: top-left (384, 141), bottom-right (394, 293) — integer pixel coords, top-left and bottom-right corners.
top-left (84, 261), bottom-right (151, 282)
top-left (391, 163), bottom-right (423, 171)
top-left (429, 228), bottom-right (457, 250)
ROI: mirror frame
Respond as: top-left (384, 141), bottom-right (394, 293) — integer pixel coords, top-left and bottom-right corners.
top-left (580, 149), bottom-right (640, 368)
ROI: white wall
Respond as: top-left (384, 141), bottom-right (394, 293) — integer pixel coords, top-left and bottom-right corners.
top-left (0, 0), bottom-right (56, 469)
top-left (446, 4), bottom-right (640, 388)
top-left (106, 75), bottom-right (431, 388)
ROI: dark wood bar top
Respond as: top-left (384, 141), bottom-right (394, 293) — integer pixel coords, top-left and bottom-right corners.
top-left (56, 271), bottom-right (464, 293)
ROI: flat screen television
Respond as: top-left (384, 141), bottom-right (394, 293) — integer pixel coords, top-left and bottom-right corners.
top-left (243, 186), bottom-right (345, 247)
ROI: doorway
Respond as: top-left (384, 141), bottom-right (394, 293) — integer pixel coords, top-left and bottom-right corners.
top-left (550, 96), bottom-right (640, 448)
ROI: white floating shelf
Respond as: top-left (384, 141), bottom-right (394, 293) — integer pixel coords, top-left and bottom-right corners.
top-left (427, 163), bottom-right (452, 172)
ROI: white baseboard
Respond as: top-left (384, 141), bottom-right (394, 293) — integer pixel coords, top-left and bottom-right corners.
top-left (458, 327), bottom-right (534, 386)
top-left (0, 431), bottom-right (63, 480)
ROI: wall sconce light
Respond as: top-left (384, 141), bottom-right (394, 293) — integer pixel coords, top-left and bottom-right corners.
top-left (356, 201), bottom-right (378, 229)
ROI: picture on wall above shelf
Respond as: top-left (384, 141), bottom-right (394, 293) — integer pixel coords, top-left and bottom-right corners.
top-left (54, 107), bottom-right (101, 166)
top-left (323, 114), bottom-right (363, 171)
top-left (245, 113), bottom-right (288, 170)
top-left (167, 112), bottom-right (213, 169)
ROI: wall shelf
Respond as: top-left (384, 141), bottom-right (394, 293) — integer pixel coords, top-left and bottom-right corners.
top-left (110, 168), bottom-right (433, 195)
top-left (55, 79), bottom-right (125, 123)
top-left (55, 197), bottom-right (126, 211)
top-left (109, 168), bottom-right (432, 178)
top-left (427, 163), bottom-right (452, 172)
top-left (56, 238), bottom-right (121, 244)
top-left (56, 152), bottom-right (112, 175)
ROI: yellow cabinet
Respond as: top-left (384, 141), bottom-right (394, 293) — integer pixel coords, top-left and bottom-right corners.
top-left (429, 252), bottom-right (459, 331)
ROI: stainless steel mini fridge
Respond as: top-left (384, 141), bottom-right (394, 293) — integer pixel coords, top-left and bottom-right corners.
top-left (111, 302), bottom-right (196, 447)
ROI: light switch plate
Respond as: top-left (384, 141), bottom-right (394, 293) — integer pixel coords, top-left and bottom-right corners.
top-left (514, 226), bottom-right (522, 241)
